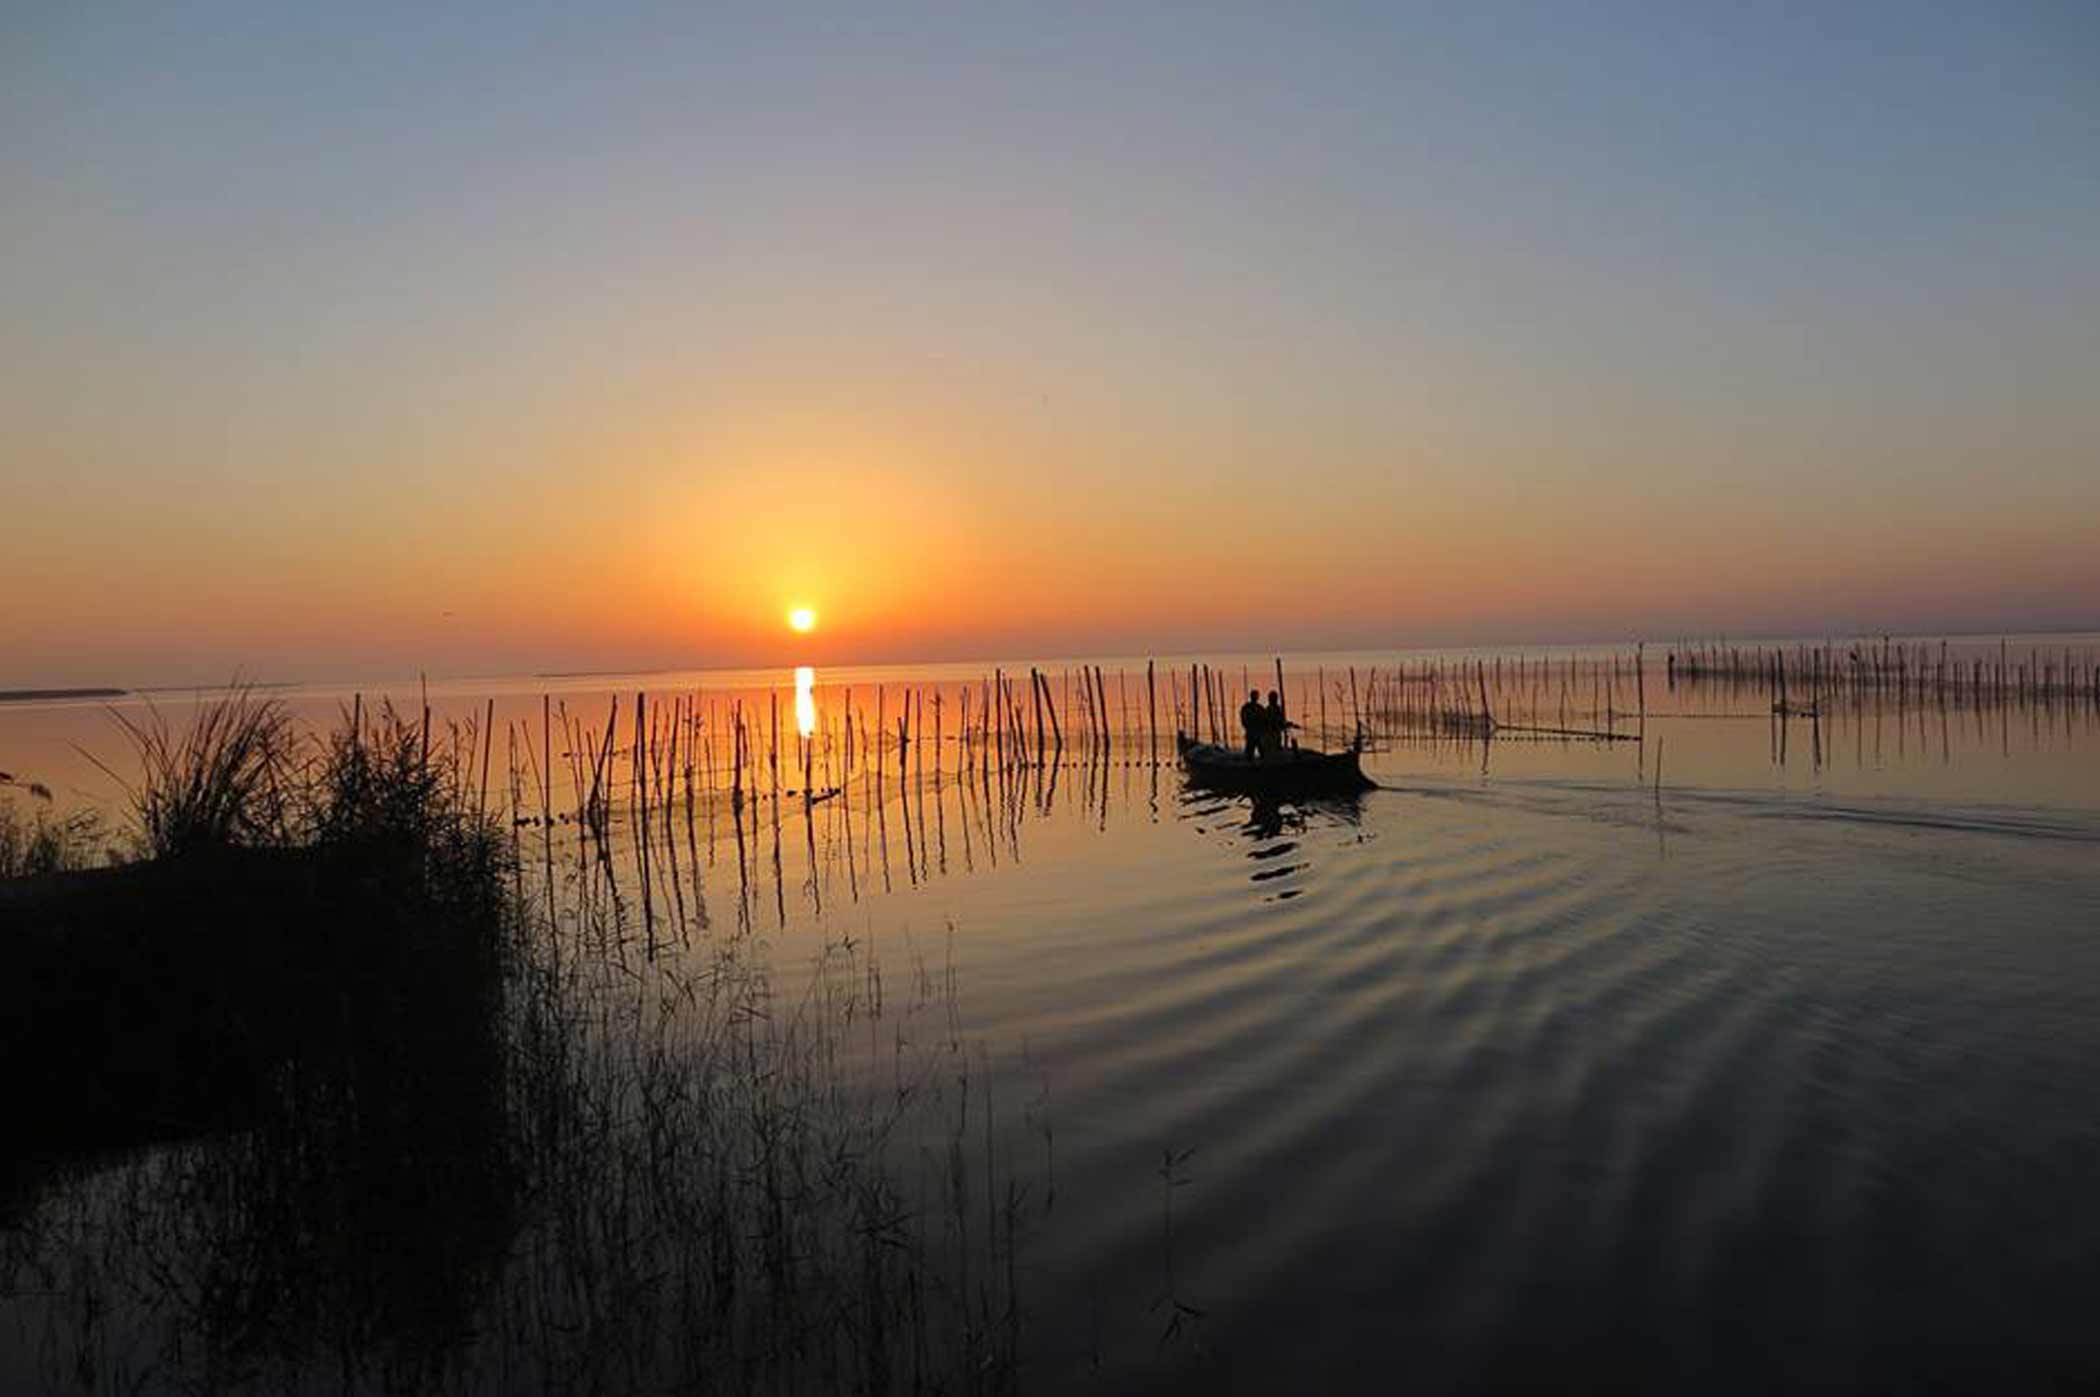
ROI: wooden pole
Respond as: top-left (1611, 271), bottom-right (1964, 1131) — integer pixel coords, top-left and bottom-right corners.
top-left (993, 670), bottom-right (1006, 768)
top-left (1146, 659), bottom-right (1158, 757)
top-left (1031, 668), bottom-right (1045, 766)
top-left (1094, 665), bottom-right (1111, 756)
top-left (478, 696), bottom-right (494, 812)
top-left (1041, 670), bottom-right (1063, 753)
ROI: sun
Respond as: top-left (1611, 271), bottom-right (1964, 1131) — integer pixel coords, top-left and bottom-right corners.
top-left (787, 606), bottom-right (817, 634)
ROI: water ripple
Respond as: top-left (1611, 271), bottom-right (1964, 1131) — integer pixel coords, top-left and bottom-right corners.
top-left (999, 769), bottom-right (2100, 1388)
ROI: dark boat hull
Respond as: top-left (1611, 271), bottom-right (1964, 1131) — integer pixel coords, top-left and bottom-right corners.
top-left (1177, 735), bottom-right (1372, 795)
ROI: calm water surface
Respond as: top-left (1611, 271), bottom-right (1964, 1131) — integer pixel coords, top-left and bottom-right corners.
top-left (6, 641), bottom-right (2099, 1390)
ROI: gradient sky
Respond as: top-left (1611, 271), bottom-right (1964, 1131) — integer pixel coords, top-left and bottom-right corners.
top-left (5, 2), bottom-right (2096, 685)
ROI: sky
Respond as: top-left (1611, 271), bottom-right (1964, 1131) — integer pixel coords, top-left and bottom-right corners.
top-left (4, 2), bottom-right (2096, 685)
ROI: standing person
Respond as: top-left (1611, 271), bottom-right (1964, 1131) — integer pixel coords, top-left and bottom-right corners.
top-left (1262, 690), bottom-right (1294, 758)
top-left (1239, 690), bottom-right (1265, 761)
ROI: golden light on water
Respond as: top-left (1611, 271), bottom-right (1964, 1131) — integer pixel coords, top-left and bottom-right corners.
top-left (794, 665), bottom-right (816, 739)
top-left (787, 606), bottom-right (817, 634)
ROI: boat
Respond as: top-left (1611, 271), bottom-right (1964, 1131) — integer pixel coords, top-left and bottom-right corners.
top-left (1176, 733), bottom-right (1373, 796)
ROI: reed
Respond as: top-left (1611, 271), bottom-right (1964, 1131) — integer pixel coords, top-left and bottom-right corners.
top-left (91, 687), bottom-right (299, 858)
top-left (0, 781), bottom-right (105, 877)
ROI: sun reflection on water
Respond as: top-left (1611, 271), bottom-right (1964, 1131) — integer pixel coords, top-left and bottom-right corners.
top-left (794, 665), bottom-right (816, 739)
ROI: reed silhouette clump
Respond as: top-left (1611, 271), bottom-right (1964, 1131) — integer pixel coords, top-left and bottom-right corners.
top-left (0, 782), bottom-right (105, 878)
top-left (3, 695), bottom-right (515, 1176)
top-left (4, 695), bottom-right (1041, 1393)
top-left (98, 690), bottom-right (301, 858)
top-left (0, 697), bottom-right (524, 1387)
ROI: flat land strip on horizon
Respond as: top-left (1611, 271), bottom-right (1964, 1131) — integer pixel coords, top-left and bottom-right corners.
top-left (0, 689), bottom-right (127, 704)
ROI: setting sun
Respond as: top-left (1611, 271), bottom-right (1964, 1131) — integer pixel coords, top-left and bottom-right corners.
top-left (787, 606), bottom-right (817, 634)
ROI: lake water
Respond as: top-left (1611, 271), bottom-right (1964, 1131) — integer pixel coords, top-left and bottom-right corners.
top-left (6, 638), bottom-right (2099, 1390)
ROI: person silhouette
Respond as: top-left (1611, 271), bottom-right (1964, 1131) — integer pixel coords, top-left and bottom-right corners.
top-left (1262, 691), bottom-right (1294, 759)
top-left (1239, 689), bottom-right (1264, 761)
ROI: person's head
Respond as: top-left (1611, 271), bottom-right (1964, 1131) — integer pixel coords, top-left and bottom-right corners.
top-left (1249, 690), bottom-right (1259, 702)
top-left (1266, 690), bottom-right (1280, 704)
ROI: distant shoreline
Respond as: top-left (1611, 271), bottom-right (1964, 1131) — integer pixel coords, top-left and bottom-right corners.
top-left (0, 688), bottom-right (127, 705)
